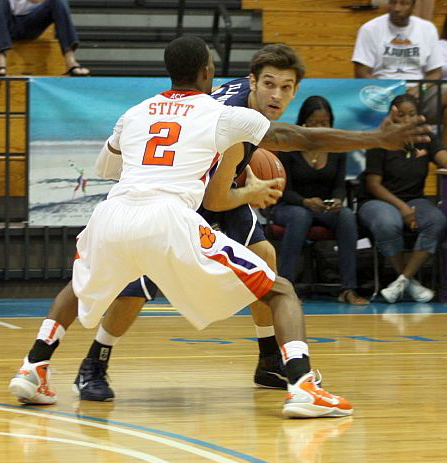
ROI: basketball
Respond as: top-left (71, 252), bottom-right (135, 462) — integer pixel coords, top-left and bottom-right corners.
top-left (234, 148), bottom-right (287, 191)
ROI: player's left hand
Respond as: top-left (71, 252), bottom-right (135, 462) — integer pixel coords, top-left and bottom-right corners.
top-left (245, 166), bottom-right (284, 209)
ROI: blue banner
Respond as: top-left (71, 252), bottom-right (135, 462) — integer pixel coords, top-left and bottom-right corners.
top-left (29, 77), bottom-right (406, 226)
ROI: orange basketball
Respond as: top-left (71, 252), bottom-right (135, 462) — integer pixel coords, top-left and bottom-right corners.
top-left (234, 148), bottom-right (287, 192)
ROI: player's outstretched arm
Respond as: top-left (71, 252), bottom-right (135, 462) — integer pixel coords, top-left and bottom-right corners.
top-left (258, 116), bottom-right (431, 153)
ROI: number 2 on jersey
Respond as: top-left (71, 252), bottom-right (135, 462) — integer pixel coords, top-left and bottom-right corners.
top-left (142, 122), bottom-right (181, 166)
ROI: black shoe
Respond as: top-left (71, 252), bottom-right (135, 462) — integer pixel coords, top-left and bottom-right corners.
top-left (254, 355), bottom-right (324, 390)
top-left (72, 358), bottom-right (115, 401)
top-left (254, 354), bottom-right (288, 389)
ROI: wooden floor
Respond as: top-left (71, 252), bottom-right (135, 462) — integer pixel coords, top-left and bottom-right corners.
top-left (1, 304), bottom-right (447, 462)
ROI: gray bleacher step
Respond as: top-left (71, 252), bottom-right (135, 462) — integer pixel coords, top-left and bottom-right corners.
top-left (71, 9), bottom-right (257, 27)
top-left (71, 0), bottom-right (262, 77)
top-left (70, 0), bottom-right (241, 10)
top-left (77, 46), bottom-right (258, 65)
top-left (80, 61), bottom-right (250, 77)
top-left (76, 28), bottom-right (261, 45)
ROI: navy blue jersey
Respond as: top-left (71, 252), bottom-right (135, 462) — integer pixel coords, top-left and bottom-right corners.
top-left (211, 76), bottom-right (251, 107)
top-left (211, 78), bottom-right (257, 177)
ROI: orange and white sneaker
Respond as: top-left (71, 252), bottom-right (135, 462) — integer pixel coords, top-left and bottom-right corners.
top-left (283, 371), bottom-right (353, 418)
top-left (9, 357), bottom-right (57, 405)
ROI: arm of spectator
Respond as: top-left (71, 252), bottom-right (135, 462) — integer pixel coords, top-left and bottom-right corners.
top-left (424, 67), bottom-right (442, 85)
top-left (302, 197), bottom-right (327, 214)
top-left (365, 173), bottom-right (417, 229)
top-left (282, 189), bottom-right (306, 206)
top-left (330, 154), bottom-right (347, 201)
top-left (354, 62), bottom-right (375, 79)
top-left (408, 68), bottom-right (442, 99)
top-left (352, 24), bottom-right (377, 78)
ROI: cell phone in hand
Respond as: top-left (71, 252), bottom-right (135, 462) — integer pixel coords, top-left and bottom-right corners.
top-left (323, 199), bottom-right (335, 206)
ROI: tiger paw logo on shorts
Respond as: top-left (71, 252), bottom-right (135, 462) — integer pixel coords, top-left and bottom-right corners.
top-left (199, 225), bottom-right (216, 249)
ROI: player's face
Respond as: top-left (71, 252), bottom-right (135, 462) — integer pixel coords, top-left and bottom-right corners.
top-left (303, 109), bottom-right (332, 128)
top-left (388, 0), bottom-right (415, 27)
top-left (393, 100), bottom-right (419, 124)
top-left (249, 66), bottom-right (298, 121)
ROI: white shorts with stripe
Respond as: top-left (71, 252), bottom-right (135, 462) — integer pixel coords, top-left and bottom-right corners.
top-left (72, 194), bottom-right (275, 330)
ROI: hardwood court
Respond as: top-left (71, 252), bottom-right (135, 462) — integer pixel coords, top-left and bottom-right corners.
top-left (0, 304), bottom-right (446, 462)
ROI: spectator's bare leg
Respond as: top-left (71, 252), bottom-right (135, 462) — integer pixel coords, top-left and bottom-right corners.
top-left (0, 52), bottom-right (6, 75)
top-left (388, 252), bottom-right (405, 275)
top-left (64, 49), bottom-right (90, 76)
top-left (402, 250), bottom-right (432, 279)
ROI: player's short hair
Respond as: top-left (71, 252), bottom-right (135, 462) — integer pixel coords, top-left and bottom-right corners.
top-left (389, 93), bottom-right (419, 112)
top-left (164, 35), bottom-right (209, 85)
top-left (250, 44), bottom-right (306, 83)
top-left (296, 95), bottom-right (334, 127)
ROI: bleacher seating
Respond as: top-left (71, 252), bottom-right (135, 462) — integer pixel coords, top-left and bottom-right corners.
top-left (242, 0), bottom-right (447, 78)
top-left (71, 0), bottom-right (262, 76)
top-left (7, 26), bottom-right (65, 77)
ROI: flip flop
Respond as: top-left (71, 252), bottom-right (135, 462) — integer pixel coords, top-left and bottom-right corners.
top-left (63, 65), bottom-right (90, 77)
top-left (338, 289), bottom-right (369, 306)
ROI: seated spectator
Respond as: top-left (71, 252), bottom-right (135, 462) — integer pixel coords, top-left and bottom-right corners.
top-left (0, 0), bottom-right (89, 76)
top-left (358, 94), bottom-right (447, 303)
top-left (272, 96), bottom-right (368, 305)
top-left (352, 0), bottom-right (447, 146)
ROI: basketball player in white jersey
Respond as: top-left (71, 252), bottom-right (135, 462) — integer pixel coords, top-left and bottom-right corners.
top-left (9, 35), bottom-right (430, 418)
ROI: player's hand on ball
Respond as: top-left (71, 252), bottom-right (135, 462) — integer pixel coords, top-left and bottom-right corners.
top-left (245, 166), bottom-right (284, 209)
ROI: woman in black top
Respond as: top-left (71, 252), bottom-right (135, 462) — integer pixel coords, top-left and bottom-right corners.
top-left (358, 94), bottom-right (447, 303)
top-left (273, 96), bottom-right (368, 305)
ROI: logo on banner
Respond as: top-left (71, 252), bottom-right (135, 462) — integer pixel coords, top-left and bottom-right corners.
top-left (359, 85), bottom-right (394, 112)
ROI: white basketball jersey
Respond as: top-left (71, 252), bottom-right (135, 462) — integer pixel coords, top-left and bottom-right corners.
top-left (108, 91), bottom-right (225, 210)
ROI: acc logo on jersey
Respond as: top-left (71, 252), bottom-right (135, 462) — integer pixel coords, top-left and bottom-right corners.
top-left (359, 85), bottom-right (395, 113)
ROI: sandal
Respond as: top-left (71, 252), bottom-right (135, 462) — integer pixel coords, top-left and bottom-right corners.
top-left (338, 289), bottom-right (369, 306)
top-left (63, 65), bottom-right (90, 77)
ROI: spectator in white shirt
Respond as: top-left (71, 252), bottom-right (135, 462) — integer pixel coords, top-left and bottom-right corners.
top-left (352, 0), bottom-right (447, 145)
top-left (0, 0), bottom-right (89, 76)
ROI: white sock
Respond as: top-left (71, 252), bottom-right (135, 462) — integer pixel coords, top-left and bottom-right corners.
top-left (255, 325), bottom-right (275, 339)
top-left (37, 319), bottom-right (66, 345)
top-left (280, 340), bottom-right (309, 364)
top-left (95, 325), bottom-right (121, 346)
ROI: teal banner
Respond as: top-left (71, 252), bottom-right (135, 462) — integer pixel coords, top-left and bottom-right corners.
top-left (29, 77), bottom-right (406, 226)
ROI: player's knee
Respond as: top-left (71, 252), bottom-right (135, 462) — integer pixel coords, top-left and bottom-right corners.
top-left (262, 276), bottom-right (300, 303)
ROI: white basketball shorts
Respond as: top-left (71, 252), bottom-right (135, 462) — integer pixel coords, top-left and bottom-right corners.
top-left (72, 194), bottom-right (275, 329)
